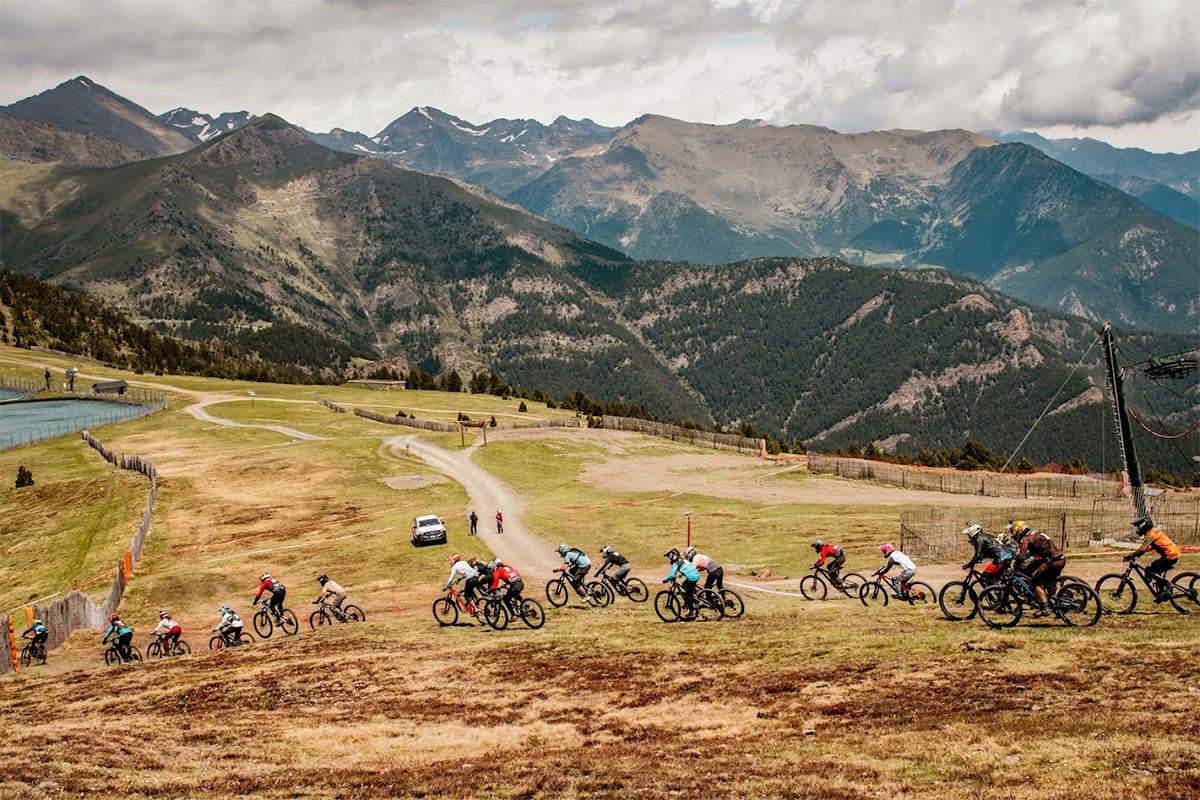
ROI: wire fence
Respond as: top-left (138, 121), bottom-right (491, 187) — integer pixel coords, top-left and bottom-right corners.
top-left (0, 376), bottom-right (166, 451)
top-left (600, 416), bottom-right (763, 455)
top-left (899, 494), bottom-right (1200, 561)
top-left (1, 432), bottom-right (158, 674)
top-left (808, 454), bottom-right (1124, 499)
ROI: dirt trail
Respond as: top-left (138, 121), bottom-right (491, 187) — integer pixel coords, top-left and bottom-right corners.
top-left (186, 397), bottom-right (324, 441)
top-left (387, 435), bottom-right (560, 575)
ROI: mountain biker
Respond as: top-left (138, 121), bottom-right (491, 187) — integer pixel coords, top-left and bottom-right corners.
top-left (1009, 521), bottom-right (1066, 618)
top-left (662, 548), bottom-right (700, 618)
top-left (684, 545), bottom-right (724, 591)
top-left (1126, 516), bottom-right (1182, 599)
top-left (596, 545), bottom-right (631, 589)
top-left (253, 573), bottom-right (286, 619)
top-left (873, 543), bottom-right (917, 596)
top-left (102, 613), bottom-right (134, 662)
top-left (555, 543), bottom-right (594, 603)
top-left (811, 540), bottom-right (846, 587)
top-left (21, 619), bottom-right (48, 653)
top-left (961, 524), bottom-right (1016, 582)
top-left (315, 575), bottom-right (348, 617)
top-left (490, 559), bottom-right (525, 608)
top-left (445, 553), bottom-right (482, 610)
top-left (152, 610), bottom-right (183, 654)
top-left (213, 605), bottom-right (245, 645)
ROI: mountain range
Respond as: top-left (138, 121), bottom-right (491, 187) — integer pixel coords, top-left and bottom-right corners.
top-left (1, 112), bottom-right (1195, 476)
top-left (2, 76), bottom-right (1196, 333)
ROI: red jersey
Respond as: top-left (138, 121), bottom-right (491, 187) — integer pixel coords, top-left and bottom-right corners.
top-left (816, 544), bottom-right (842, 566)
top-left (491, 565), bottom-right (522, 590)
top-left (254, 577), bottom-right (283, 600)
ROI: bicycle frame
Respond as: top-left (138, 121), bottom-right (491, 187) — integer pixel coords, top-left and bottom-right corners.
top-left (1120, 558), bottom-right (1176, 596)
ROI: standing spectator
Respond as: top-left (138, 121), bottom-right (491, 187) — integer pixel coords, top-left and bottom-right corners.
top-left (44, 367), bottom-right (51, 390)
top-left (469, 510), bottom-right (478, 536)
top-left (496, 510), bottom-right (504, 534)
top-left (67, 367), bottom-right (77, 392)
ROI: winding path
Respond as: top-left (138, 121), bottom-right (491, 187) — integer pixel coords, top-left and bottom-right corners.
top-left (186, 397), bottom-right (324, 441)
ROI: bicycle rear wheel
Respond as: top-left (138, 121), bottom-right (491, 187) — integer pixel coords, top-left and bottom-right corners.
top-left (907, 582), bottom-right (935, 605)
top-left (432, 597), bottom-right (458, 626)
top-left (519, 598), bottom-right (546, 629)
top-left (837, 573), bottom-right (865, 596)
top-left (586, 581), bottom-right (611, 607)
top-left (105, 648), bottom-right (119, 667)
top-left (546, 580), bottom-right (569, 608)
top-left (653, 590), bottom-right (679, 623)
top-left (1094, 574), bottom-right (1137, 614)
top-left (978, 585), bottom-right (1022, 628)
top-left (624, 578), bottom-right (649, 603)
top-left (799, 574), bottom-right (827, 601)
top-left (938, 580), bottom-right (978, 621)
top-left (173, 641), bottom-right (191, 656)
top-left (859, 581), bottom-right (888, 608)
top-left (483, 599), bottom-right (509, 630)
top-left (1169, 572), bottom-right (1200, 614)
top-left (343, 605), bottom-right (365, 622)
top-left (253, 610), bottom-right (273, 639)
top-left (719, 589), bottom-right (744, 618)
top-left (278, 610), bottom-right (299, 636)
top-left (696, 590), bottom-right (725, 622)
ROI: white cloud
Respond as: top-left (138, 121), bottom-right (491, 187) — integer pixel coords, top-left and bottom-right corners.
top-left (0, 0), bottom-right (1195, 152)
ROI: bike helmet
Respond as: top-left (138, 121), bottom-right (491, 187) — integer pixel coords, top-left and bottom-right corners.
top-left (600, 545), bottom-right (612, 557)
top-left (158, 610), bottom-right (169, 619)
top-left (489, 558), bottom-right (502, 570)
top-left (1007, 520), bottom-right (1028, 538)
top-left (683, 546), bottom-right (696, 560)
top-left (556, 543), bottom-right (569, 555)
top-left (34, 619), bottom-right (43, 625)
top-left (467, 557), bottom-right (479, 567)
top-left (219, 605), bottom-right (230, 614)
top-left (317, 575), bottom-right (328, 585)
top-left (663, 548), bottom-right (680, 562)
top-left (962, 524), bottom-right (983, 540)
top-left (449, 553), bottom-right (461, 565)
top-left (879, 543), bottom-right (895, 556)
top-left (109, 613), bottom-right (120, 623)
top-left (1131, 516), bottom-right (1154, 535)
top-left (259, 573), bottom-right (271, 581)
top-left (811, 540), bottom-right (824, 551)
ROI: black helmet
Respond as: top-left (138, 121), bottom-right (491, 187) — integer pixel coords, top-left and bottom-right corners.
top-left (317, 575), bottom-right (328, 585)
top-left (811, 540), bottom-right (824, 551)
top-left (1131, 516), bottom-right (1154, 534)
top-left (663, 548), bottom-right (680, 562)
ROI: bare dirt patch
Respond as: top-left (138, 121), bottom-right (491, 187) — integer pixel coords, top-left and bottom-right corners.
top-left (382, 473), bottom-right (449, 491)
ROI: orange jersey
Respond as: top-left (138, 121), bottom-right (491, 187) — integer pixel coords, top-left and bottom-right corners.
top-left (1144, 528), bottom-right (1181, 561)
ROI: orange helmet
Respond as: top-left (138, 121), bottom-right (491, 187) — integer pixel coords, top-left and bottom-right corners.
top-left (109, 613), bottom-right (120, 623)
top-left (449, 553), bottom-right (461, 565)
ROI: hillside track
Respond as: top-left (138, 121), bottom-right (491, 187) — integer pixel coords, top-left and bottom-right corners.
top-left (186, 396), bottom-right (324, 441)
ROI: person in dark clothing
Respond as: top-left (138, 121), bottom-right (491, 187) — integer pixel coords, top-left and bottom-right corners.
top-left (102, 613), bottom-right (134, 662)
top-left (596, 546), bottom-right (631, 588)
top-left (811, 540), bottom-right (846, 586)
top-left (496, 510), bottom-right (503, 534)
top-left (961, 524), bottom-right (1016, 583)
top-left (1010, 521), bottom-right (1065, 617)
top-left (44, 367), bottom-right (51, 390)
top-left (469, 511), bottom-right (478, 536)
top-left (253, 573), bottom-right (287, 617)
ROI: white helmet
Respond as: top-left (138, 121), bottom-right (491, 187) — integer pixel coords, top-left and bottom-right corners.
top-left (683, 546), bottom-right (697, 560)
top-left (962, 524), bottom-right (983, 539)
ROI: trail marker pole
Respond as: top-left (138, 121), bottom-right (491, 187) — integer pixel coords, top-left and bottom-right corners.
top-left (685, 510), bottom-right (692, 548)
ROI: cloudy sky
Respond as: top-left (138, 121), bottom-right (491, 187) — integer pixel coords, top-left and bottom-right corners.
top-left (2, 0), bottom-right (1197, 152)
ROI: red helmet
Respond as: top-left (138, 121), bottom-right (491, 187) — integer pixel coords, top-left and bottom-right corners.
top-left (109, 613), bottom-right (120, 623)
top-left (449, 553), bottom-right (461, 565)
top-left (879, 543), bottom-right (895, 556)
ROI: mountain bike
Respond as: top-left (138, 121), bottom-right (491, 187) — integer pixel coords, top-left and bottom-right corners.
top-left (977, 568), bottom-right (1102, 628)
top-left (1095, 557), bottom-right (1200, 615)
top-left (18, 639), bottom-right (46, 667)
top-left (800, 565), bottom-right (866, 600)
top-left (545, 571), bottom-right (609, 608)
top-left (938, 565), bottom-right (1013, 621)
top-left (104, 640), bottom-right (141, 666)
top-left (433, 586), bottom-right (492, 627)
top-left (309, 599), bottom-right (366, 629)
top-left (500, 592), bottom-right (546, 630)
top-left (209, 628), bottom-right (254, 650)
top-left (595, 571), bottom-right (649, 603)
top-left (146, 632), bottom-right (191, 658)
top-left (858, 574), bottom-right (935, 608)
top-left (253, 601), bottom-right (299, 638)
top-left (653, 578), bottom-right (725, 623)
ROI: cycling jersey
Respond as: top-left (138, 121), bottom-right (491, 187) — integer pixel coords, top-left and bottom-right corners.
top-left (254, 578), bottom-right (284, 601)
top-left (665, 560), bottom-right (701, 583)
top-left (879, 550), bottom-right (915, 574)
top-left (1144, 528), bottom-right (1181, 561)
top-left (597, 551), bottom-right (629, 575)
top-left (153, 617), bottom-right (181, 634)
top-left (217, 611), bottom-right (243, 631)
top-left (445, 560), bottom-right (479, 588)
top-left (1019, 531), bottom-right (1063, 562)
top-left (320, 579), bottom-right (346, 598)
top-left (964, 533), bottom-right (1016, 570)
top-left (22, 622), bottom-right (47, 637)
top-left (564, 549), bottom-right (591, 570)
top-left (815, 544), bottom-right (842, 566)
top-left (102, 621), bottom-right (133, 642)
top-left (491, 565), bottom-right (522, 590)
top-left (691, 554), bottom-right (721, 572)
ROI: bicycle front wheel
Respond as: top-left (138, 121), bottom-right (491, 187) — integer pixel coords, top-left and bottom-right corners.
top-left (938, 581), bottom-right (978, 621)
top-left (719, 589), bottom-right (744, 618)
top-left (653, 590), bottom-right (678, 623)
top-left (484, 600), bottom-right (509, 631)
top-left (146, 641), bottom-right (163, 659)
top-left (105, 648), bottom-right (119, 667)
top-left (799, 574), bottom-right (827, 601)
top-left (209, 635), bottom-right (224, 651)
top-left (278, 609), bottom-right (299, 636)
top-left (310, 610), bottom-right (332, 629)
top-left (624, 578), bottom-right (649, 603)
top-left (519, 598), bottom-right (546, 629)
top-left (432, 597), bottom-right (458, 626)
top-left (1094, 574), bottom-right (1136, 614)
top-left (586, 581), bottom-right (611, 607)
top-left (19, 647), bottom-right (32, 667)
top-left (1055, 583), bottom-right (1102, 627)
top-left (978, 585), bottom-right (1022, 628)
top-left (546, 580), bottom-right (569, 608)
top-left (253, 610), bottom-right (273, 639)
top-left (859, 581), bottom-right (888, 608)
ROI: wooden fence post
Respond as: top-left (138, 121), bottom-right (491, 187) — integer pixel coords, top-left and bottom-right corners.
top-left (6, 617), bottom-right (16, 673)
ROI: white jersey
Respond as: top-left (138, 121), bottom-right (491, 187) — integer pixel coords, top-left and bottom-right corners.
top-left (153, 617), bottom-right (180, 633)
top-left (890, 551), bottom-right (916, 572)
top-left (321, 579), bottom-right (346, 597)
top-left (218, 611), bottom-right (243, 630)
top-left (445, 561), bottom-right (479, 588)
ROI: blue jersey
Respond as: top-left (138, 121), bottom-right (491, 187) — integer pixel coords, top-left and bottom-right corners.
top-left (103, 621), bottom-right (133, 643)
top-left (665, 561), bottom-right (700, 582)
top-left (564, 550), bottom-right (591, 569)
